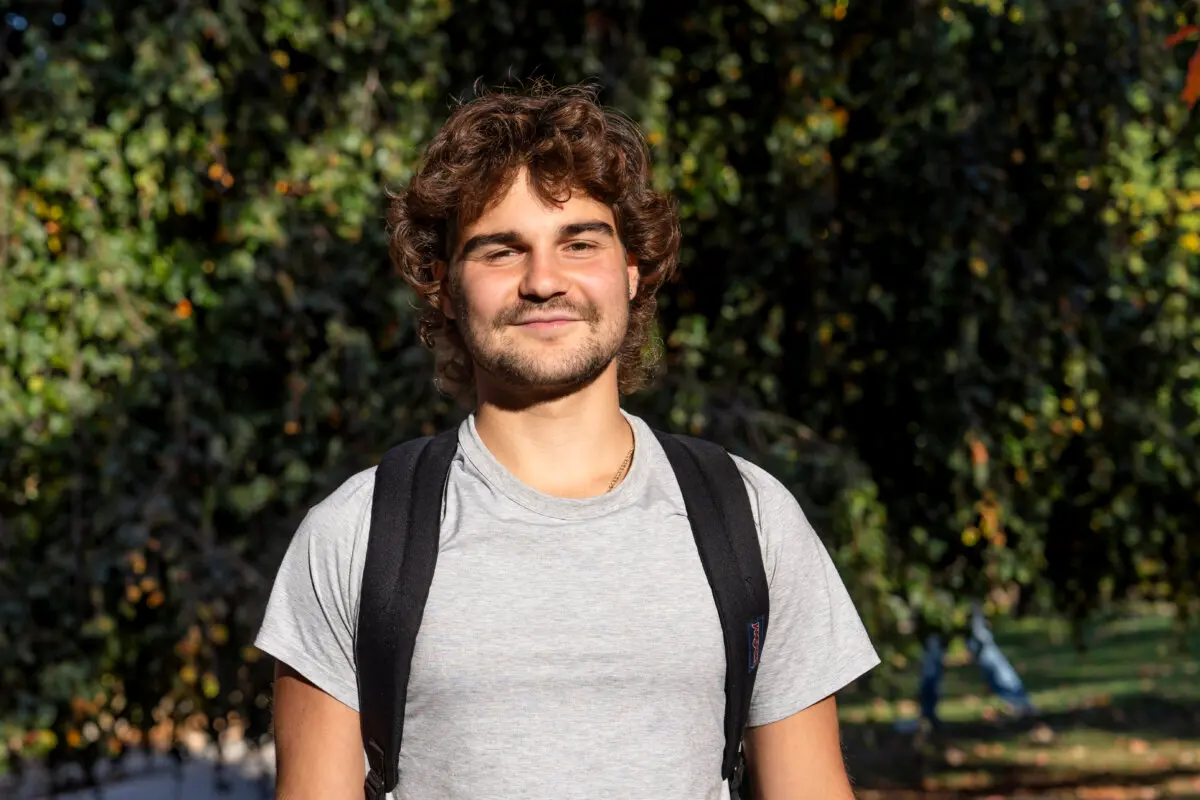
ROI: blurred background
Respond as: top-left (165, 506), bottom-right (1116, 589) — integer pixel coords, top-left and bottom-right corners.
top-left (3, 0), bottom-right (1200, 798)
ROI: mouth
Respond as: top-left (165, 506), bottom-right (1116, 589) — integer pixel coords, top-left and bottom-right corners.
top-left (513, 317), bottom-right (582, 330)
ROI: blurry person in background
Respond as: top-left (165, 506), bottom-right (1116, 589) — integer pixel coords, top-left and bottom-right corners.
top-left (896, 602), bottom-right (1035, 734)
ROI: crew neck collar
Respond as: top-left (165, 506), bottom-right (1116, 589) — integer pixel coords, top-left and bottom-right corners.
top-left (456, 409), bottom-right (651, 521)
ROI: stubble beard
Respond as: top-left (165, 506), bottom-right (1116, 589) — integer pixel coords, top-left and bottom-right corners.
top-left (455, 294), bottom-right (628, 392)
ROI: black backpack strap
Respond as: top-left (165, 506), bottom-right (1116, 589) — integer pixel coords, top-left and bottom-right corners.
top-left (654, 431), bottom-right (770, 798)
top-left (356, 430), bottom-right (459, 800)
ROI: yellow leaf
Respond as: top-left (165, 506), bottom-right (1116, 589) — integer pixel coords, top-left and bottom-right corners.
top-left (979, 503), bottom-right (1000, 535)
top-left (817, 321), bottom-right (833, 345)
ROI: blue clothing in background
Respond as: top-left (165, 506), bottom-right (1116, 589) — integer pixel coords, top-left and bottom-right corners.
top-left (905, 606), bottom-right (1033, 729)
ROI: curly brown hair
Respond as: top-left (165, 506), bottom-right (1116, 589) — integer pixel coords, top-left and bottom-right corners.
top-left (386, 82), bottom-right (681, 404)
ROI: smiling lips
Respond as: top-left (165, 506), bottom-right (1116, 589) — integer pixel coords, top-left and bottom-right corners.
top-left (514, 316), bottom-right (581, 330)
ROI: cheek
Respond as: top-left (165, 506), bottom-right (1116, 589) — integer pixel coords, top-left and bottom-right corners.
top-left (458, 272), bottom-right (510, 317)
top-left (579, 269), bottom-right (630, 304)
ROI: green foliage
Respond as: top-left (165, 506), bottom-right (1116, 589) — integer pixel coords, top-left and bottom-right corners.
top-left (2, 0), bottom-right (1198, 773)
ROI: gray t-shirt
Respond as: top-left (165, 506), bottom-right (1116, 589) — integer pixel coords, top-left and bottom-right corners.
top-left (255, 411), bottom-right (879, 800)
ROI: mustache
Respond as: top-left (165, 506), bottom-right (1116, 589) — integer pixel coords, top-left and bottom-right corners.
top-left (494, 299), bottom-right (601, 328)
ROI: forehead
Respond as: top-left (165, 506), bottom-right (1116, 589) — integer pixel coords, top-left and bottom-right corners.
top-left (459, 170), bottom-right (615, 236)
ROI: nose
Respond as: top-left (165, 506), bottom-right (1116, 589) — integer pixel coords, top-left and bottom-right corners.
top-left (518, 247), bottom-right (569, 301)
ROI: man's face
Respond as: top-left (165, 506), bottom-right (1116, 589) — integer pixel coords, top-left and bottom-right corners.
top-left (445, 169), bottom-right (639, 395)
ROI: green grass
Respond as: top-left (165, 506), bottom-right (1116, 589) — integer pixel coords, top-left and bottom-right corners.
top-left (838, 607), bottom-right (1200, 798)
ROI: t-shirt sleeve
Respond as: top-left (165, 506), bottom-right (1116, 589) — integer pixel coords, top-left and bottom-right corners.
top-left (253, 468), bottom-right (375, 713)
top-left (734, 459), bottom-right (881, 727)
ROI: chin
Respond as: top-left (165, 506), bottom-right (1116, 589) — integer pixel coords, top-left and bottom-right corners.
top-left (483, 353), bottom-right (616, 395)
top-left (512, 364), bottom-right (608, 390)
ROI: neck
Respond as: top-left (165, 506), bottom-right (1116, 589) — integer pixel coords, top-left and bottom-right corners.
top-left (472, 366), bottom-right (634, 498)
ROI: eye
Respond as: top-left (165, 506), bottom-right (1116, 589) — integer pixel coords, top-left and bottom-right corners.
top-left (564, 241), bottom-right (598, 253)
top-left (484, 247), bottom-right (519, 261)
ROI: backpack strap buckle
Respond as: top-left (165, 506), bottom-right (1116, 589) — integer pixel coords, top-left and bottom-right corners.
top-left (364, 768), bottom-right (386, 800)
top-left (730, 744), bottom-right (747, 789)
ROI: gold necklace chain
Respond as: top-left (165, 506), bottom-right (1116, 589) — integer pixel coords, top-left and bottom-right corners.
top-left (606, 430), bottom-right (636, 493)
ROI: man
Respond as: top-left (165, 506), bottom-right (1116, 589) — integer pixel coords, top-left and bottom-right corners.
top-left (255, 83), bottom-right (880, 799)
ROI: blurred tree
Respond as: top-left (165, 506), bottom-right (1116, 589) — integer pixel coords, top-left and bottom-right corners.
top-left (1, 0), bottom-right (1198, 779)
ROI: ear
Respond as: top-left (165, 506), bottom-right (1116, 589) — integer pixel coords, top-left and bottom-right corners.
top-left (626, 252), bottom-right (640, 301)
top-left (433, 260), bottom-right (456, 319)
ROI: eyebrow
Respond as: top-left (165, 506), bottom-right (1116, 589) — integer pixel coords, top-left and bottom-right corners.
top-left (457, 220), bottom-right (616, 260)
top-left (561, 221), bottom-right (616, 238)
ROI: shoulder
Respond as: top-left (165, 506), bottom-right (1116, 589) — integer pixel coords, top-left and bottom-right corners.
top-left (728, 454), bottom-right (811, 537)
top-left (634, 420), bottom-right (809, 540)
top-left (256, 467), bottom-right (380, 711)
top-left (301, 466), bottom-right (377, 541)
top-left (287, 466), bottom-right (378, 583)
top-left (728, 455), bottom-right (797, 513)
top-left (284, 466), bottom-right (379, 624)
top-left (725, 454), bottom-right (830, 589)
top-left (312, 466), bottom-right (377, 514)
top-left (631, 419), bottom-right (816, 551)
